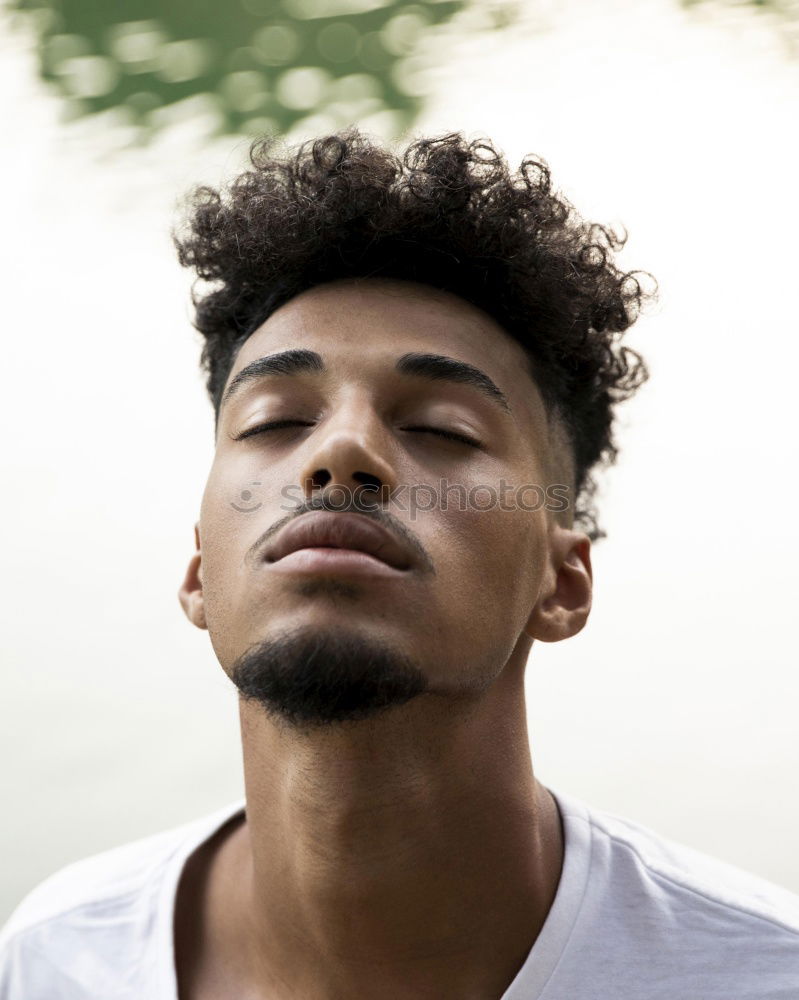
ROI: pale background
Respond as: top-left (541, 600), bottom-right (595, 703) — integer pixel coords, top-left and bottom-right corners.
top-left (2, 0), bottom-right (798, 921)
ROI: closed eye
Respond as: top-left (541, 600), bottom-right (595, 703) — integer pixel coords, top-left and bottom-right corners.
top-left (233, 421), bottom-right (481, 448)
top-left (233, 419), bottom-right (313, 441)
top-left (402, 425), bottom-right (481, 448)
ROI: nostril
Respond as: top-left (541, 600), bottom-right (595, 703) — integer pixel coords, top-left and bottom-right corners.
top-left (352, 473), bottom-right (386, 511)
top-left (308, 469), bottom-right (330, 490)
top-left (353, 472), bottom-right (381, 492)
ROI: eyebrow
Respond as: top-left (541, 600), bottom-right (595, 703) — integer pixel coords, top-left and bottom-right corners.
top-left (220, 348), bottom-right (511, 414)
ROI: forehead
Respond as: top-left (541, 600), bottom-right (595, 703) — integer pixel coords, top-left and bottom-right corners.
top-left (227, 278), bottom-right (545, 421)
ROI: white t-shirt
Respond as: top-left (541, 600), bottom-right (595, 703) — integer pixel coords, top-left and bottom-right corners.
top-left (2, 787), bottom-right (798, 998)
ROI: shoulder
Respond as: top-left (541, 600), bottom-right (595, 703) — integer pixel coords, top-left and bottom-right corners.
top-left (0, 800), bottom-right (245, 1000)
top-left (550, 789), bottom-right (799, 996)
top-left (1, 811), bottom-right (214, 939)
top-left (582, 797), bottom-right (799, 936)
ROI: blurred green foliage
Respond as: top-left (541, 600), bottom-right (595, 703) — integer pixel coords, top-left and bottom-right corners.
top-left (9, 0), bottom-right (517, 141)
top-left (682, 0), bottom-right (798, 53)
top-left (10, 0), bottom-right (793, 143)
top-left (682, 0), bottom-right (798, 28)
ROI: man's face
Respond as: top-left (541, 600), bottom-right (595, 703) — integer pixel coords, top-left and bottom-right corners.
top-left (183, 278), bottom-right (579, 726)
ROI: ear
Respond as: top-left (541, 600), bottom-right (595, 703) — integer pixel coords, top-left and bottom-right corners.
top-left (525, 526), bottom-right (592, 643)
top-left (178, 521), bottom-right (207, 630)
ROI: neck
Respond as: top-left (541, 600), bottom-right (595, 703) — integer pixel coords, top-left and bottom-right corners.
top-left (210, 651), bottom-right (563, 1000)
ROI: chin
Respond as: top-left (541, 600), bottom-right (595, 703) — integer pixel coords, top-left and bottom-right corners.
top-left (228, 623), bottom-right (429, 728)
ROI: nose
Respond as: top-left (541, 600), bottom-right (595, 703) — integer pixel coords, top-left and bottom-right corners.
top-left (298, 401), bottom-right (398, 507)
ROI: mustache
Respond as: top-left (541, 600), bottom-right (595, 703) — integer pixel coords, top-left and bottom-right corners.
top-left (244, 491), bottom-right (435, 575)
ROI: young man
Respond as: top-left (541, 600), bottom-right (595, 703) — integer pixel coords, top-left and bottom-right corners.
top-left (2, 130), bottom-right (798, 998)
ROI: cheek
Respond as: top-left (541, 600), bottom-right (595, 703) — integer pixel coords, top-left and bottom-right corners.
top-left (196, 460), bottom-right (284, 635)
top-left (201, 451), bottom-right (298, 557)
top-left (205, 450), bottom-right (295, 522)
top-left (435, 496), bottom-right (546, 645)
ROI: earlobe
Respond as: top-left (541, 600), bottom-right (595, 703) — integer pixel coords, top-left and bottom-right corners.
top-left (178, 525), bottom-right (207, 630)
top-left (525, 528), bottom-right (592, 643)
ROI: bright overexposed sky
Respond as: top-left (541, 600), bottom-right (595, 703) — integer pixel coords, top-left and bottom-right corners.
top-left (1, 0), bottom-right (798, 921)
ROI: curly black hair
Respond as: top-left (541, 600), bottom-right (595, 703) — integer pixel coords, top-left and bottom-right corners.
top-left (173, 128), bottom-right (655, 541)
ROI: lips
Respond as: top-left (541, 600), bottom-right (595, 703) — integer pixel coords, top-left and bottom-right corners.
top-left (264, 512), bottom-right (414, 571)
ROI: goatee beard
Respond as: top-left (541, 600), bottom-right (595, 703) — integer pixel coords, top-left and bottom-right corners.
top-left (229, 626), bottom-right (429, 728)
